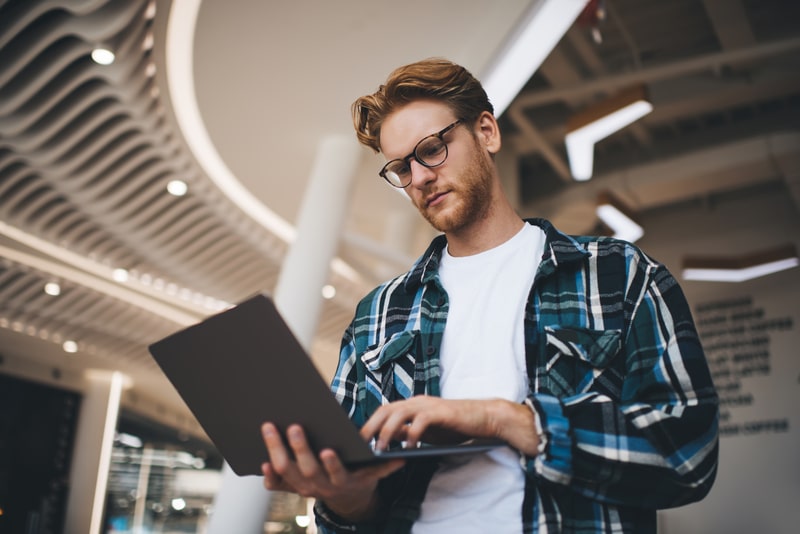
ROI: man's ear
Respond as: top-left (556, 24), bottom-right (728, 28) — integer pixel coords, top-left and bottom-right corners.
top-left (476, 111), bottom-right (502, 154)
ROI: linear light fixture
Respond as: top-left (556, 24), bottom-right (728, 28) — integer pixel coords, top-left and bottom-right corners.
top-left (481, 0), bottom-right (589, 117)
top-left (596, 191), bottom-right (644, 243)
top-left (682, 244), bottom-right (799, 282)
top-left (566, 85), bottom-right (653, 181)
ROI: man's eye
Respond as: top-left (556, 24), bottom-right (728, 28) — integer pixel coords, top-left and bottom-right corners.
top-left (418, 141), bottom-right (445, 161)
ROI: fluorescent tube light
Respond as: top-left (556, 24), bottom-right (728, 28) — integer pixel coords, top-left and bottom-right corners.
top-left (682, 245), bottom-right (799, 282)
top-left (482, 0), bottom-right (588, 117)
top-left (596, 192), bottom-right (644, 243)
top-left (566, 85), bottom-right (653, 181)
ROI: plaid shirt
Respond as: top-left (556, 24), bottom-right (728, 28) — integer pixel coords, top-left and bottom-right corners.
top-left (316, 219), bottom-right (718, 533)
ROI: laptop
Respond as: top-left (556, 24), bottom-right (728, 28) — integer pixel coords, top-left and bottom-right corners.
top-left (148, 293), bottom-right (502, 476)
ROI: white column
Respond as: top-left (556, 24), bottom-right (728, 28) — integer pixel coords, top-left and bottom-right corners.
top-left (206, 135), bottom-right (362, 533)
top-left (64, 370), bottom-right (128, 534)
top-left (132, 446), bottom-right (153, 534)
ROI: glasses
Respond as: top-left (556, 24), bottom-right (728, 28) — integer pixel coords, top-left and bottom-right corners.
top-left (379, 119), bottom-right (462, 188)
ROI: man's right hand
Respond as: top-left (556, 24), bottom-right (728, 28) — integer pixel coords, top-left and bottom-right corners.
top-left (261, 422), bottom-right (405, 521)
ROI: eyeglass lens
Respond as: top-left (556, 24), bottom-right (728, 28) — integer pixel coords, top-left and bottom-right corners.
top-left (380, 120), bottom-right (461, 188)
top-left (382, 137), bottom-right (447, 187)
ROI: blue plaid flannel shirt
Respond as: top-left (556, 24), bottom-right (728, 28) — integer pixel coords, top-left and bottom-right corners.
top-left (315, 219), bottom-right (718, 533)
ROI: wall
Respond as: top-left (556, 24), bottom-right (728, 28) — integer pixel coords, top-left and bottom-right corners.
top-left (634, 183), bottom-right (800, 534)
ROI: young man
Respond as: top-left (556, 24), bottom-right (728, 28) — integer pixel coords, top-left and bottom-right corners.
top-left (261, 58), bottom-right (719, 533)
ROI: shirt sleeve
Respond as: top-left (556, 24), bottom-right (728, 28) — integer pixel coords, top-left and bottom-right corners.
top-left (314, 322), bottom-right (367, 532)
top-left (522, 263), bottom-right (719, 509)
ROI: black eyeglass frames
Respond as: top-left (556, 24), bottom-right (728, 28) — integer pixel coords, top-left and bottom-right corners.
top-left (378, 119), bottom-right (462, 188)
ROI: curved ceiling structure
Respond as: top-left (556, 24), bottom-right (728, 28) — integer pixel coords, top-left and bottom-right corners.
top-left (1, 0), bottom-right (798, 441)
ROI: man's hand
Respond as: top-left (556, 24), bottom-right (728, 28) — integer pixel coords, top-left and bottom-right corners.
top-left (261, 423), bottom-right (404, 521)
top-left (359, 396), bottom-right (540, 457)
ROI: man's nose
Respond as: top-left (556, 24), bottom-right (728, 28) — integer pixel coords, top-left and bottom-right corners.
top-left (409, 159), bottom-right (437, 188)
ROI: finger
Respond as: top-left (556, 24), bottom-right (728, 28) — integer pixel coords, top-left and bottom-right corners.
top-left (286, 425), bottom-right (323, 479)
top-left (261, 462), bottom-right (289, 492)
top-left (378, 407), bottom-right (425, 449)
top-left (406, 405), bottom-right (444, 446)
top-left (319, 449), bottom-right (348, 486)
top-left (262, 423), bottom-right (293, 476)
top-left (403, 416), bottom-right (430, 449)
top-left (360, 406), bottom-right (390, 442)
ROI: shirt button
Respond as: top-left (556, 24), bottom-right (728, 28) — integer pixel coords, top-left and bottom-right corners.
top-left (426, 346), bottom-right (436, 356)
top-left (437, 296), bottom-right (445, 306)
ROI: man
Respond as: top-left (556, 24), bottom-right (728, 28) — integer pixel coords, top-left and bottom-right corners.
top-left (261, 58), bottom-right (718, 533)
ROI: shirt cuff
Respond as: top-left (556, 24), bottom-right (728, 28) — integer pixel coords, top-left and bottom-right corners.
top-left (313, 500), bottom-right (358, 532)
top-left (522, 395), bottom-right (573, 485)
top-left (524, 397), bottom-right (548, 456)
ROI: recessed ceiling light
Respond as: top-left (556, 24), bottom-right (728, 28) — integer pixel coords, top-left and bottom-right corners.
top-left (145, 1), bottom-right (156, 20)
top-left (63, 340), bottom-right (79, 353)
top-left (112, 268), bottom-right (129, 282)
top-left (321, 285), bottom-right (336, 299)
top-left (91, 47), bottom-right (115, 65)
top-left (44, 281), bottom-right (61, 296)
top-left (167, 179), bottom-right (188, 196)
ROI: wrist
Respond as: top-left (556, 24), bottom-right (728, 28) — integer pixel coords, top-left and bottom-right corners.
top-left (324, 488), bottom-right (381, 522)
top-left (490, 398), bottom-right (540, 456)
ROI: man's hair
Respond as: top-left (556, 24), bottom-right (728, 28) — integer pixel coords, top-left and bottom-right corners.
top-left (352, 58), bottom-right (494, 153)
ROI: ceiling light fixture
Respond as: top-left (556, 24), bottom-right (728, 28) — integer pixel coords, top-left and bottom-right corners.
top-left (321, 284), bottom-right (336, 299)
top-left (91, 47), bottom-right (115, 65)
top-left (112, 268), bottom-right (129, 282)
top-left (596, 191), bottom-right (644, 243)
top-left (481, 0), bottom-right (589, 117)
top-left (167, 179), bottom-right (188, 196)
top-left (566, 85), bottom-right (653, 181)
top-left (115, 432), bottom-right (143, 448)
top-left (63, 340), bottom-right (79, 353)
top-left (44, 281), bottom-right (61, 296)
top-left (682, 244), bottom-right (799, 282)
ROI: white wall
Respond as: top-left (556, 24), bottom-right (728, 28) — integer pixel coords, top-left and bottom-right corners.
top-left (634, 183), bottom-right (800, 534)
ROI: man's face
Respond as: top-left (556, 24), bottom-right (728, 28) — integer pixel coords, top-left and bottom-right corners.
top-left (379, 100), bottom-right (495, 234)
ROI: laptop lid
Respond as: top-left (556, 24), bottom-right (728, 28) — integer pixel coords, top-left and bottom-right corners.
top-left (148, 293), bottom-right (501, 476)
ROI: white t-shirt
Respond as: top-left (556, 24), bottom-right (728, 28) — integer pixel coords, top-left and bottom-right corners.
top-left (412, 222), bottom-right (546, 534)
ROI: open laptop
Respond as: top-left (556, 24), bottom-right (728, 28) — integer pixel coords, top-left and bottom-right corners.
top-left (148, 293), bottom-right (502, 476)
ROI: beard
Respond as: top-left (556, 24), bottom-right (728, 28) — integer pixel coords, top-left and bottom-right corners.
top-left (415, 143), bottom-right (495, 234)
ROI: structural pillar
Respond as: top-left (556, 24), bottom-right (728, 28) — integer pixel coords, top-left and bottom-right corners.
top-left (64, 370), bottom-right (128, 534)
top-left (206, 135), bottom-right (362, 533)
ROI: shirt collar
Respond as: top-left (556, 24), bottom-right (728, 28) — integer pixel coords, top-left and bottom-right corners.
top-left (401, 218), bottom-right (591, 293)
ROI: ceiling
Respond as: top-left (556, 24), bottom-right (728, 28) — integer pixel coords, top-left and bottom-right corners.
top-left (1, 0), bottom-right (798, 439)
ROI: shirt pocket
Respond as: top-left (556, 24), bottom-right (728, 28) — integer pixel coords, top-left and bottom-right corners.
top-left (538, 326), bottom-right (623, 398)
top-left (360, 330), bottom-right (420, 405)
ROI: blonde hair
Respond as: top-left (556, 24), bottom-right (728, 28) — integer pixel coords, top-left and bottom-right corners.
top-left (352, 58), bottom-right (494, 153)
